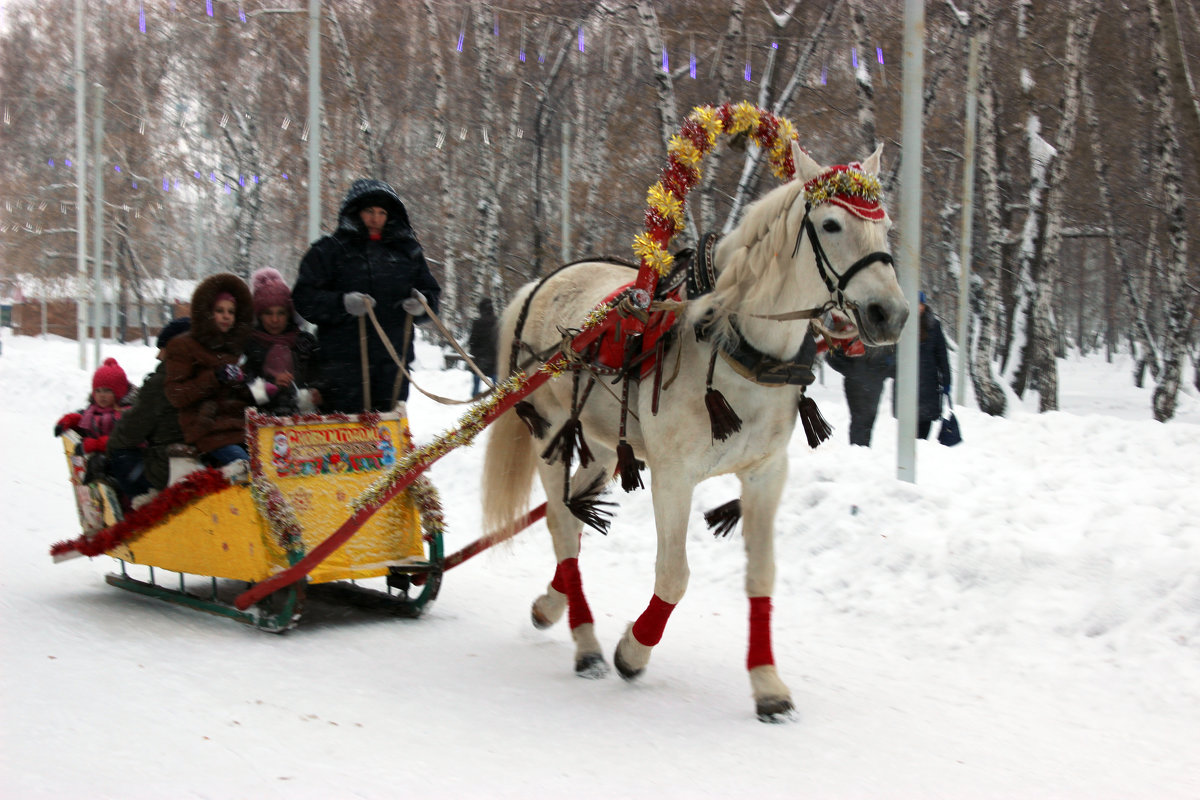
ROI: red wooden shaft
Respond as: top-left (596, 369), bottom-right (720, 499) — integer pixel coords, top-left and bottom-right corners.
top-left (441, 502), bottom-right (548, 572)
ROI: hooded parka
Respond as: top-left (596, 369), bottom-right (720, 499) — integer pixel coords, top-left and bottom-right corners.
top-left (293, 179), bottom-right (442, 412)
top-left (163, 273), bottom-right (255, 454)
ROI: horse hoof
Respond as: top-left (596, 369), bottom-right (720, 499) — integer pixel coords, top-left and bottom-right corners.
top-left (613, 645), bottom-right (643, 682)
top-left (755, 696), bottom-right (797, 723)
top-left (575, 652), bottom-right (609, 679)
top-left (531, 606), bottom-right (554, 630)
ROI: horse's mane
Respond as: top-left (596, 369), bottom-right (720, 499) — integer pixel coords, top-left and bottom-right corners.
top-left (687, 178), bottom-right (809, 346)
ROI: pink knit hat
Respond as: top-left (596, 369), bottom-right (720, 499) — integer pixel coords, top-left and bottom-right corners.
top-left (250, 268), bottom-right (294, 316)
top-left (92, 357), bottom-right (130, 400)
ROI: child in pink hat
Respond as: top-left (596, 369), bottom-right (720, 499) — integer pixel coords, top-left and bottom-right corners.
top-left (54, 357), bottom-right (135, 455)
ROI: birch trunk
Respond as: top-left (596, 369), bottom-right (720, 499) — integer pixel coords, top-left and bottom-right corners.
top-left (1019, 2), bottom-right (1100, 412)
top-left (421, 0), bottom-right (457, 325)
top-left (968, 8), bottom-right (1007, 417)
top-left (1148, 0), bottom-right (1194, 422)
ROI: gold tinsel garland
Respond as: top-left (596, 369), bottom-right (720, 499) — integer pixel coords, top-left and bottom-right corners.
top-left (636, 101), bottom-right (799, 279)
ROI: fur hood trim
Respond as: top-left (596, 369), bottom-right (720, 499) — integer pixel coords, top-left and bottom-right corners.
top-left (189, 272), bottom-right (253, 350)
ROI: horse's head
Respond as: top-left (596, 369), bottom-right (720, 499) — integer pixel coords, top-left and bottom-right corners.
top-left (789, 143), bottom-right (909, 346)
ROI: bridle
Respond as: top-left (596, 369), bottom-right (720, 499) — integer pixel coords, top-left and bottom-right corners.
top-left (788, 201), bottom-right (895, 320)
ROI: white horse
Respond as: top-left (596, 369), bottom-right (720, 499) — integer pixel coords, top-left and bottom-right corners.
top-left (482, 142), bottom-right (908, 721)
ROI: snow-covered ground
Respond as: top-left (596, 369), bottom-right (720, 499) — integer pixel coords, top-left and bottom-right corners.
top-left (1, 326), bottom-right (1198, 799)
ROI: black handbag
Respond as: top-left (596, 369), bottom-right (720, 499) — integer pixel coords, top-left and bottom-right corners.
top-left (937, 410), bottom-right (963, 446)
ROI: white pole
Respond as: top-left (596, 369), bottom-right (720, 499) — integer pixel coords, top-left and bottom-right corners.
top-left (895, 0), bottom-right (925, 483)
top-left (92, 83), bottom-right (105, 365)
top-left (74, 0), bottom-right (87, 369)
top-left (307, 0), bottom-right (322, 244)
top-left (956, 35), bottom-right (980, 407)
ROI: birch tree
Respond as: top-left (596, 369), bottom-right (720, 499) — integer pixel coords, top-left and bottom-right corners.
top-left (968, 6), bottom-right (1009, 416)
top-left (1148, 0), bottom-right (1197, 422)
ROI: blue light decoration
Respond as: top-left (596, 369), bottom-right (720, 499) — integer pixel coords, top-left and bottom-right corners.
top-left (821, 65), bottom-right (827, 85)
top-left (114, 165), bottom-right (122, 173)
top-left (744, 58), bottom-right (751, 82)
top-left (132, 181), bottom-right (138, 189)
top-left (163, 178), bottom-right (169, 191)
top-left (852, 47), bottom-right (858, 69)
top-left (139, 4), bottom-right (146, 33)
top-left (690, 52), bottom-right (696, 79)
top-left (206, 0), bottom-right (213, 17)
top-left (238, 175), bottom-right (245, 187)
top-left (253, 175), bottom-right (259, 184)
top-left (224, 182), bottom-right (231, 194)
top-left (877, 47), bottom-right (884, 65)
top-left (194, 171), bottom-right (202, 179)
top-left (662, 47), bottom-right (668, 72)
top-left (65, 159), bottom-right (72, 167)
top-left (210, 171), bottom-right (217, 182)
top-left (282, 173), bottom-right (289, 180)
top-left (578, 26), bottom-right (584, 52)
top-left (239, 2), bottom-right (246, 23)
top-left (456, 30), bottom-right (464, 52)
top-left (48, 159), bottom-right (55, 167)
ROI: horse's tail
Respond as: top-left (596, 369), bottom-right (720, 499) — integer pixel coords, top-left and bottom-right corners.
top-left (482, 281), bottom-right (540, 541)
top-left (481, 400), bottom-right (537, 542)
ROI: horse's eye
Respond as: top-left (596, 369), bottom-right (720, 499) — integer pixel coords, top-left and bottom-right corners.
top-left (822, 219), bottom-right (842, 233)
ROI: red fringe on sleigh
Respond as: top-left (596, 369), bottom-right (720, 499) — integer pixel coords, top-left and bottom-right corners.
top-left (49, 468), bottom-right (232, 560)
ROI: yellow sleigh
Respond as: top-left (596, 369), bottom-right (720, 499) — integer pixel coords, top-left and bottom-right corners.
top-left (55, 409), bottom-right (444, 631)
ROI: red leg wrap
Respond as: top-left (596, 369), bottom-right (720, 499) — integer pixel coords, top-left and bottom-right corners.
top-left (746, 596), bottom-right (775, 670)
top-left (550, 558), bottom-right (593, 630)
top-left (631, 594), bottom-right (677, 647)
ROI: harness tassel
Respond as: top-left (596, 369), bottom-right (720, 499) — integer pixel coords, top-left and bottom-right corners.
top-left (541, 417), bottom-right (593, 468)
top-left (566, 473), bottom-right (616, 534)
top-left (705, 350), bottom-right (742, 442)
top-left (798, 394), bottom-right (833, 448)
top-left (515, 400), bottom-right (551, 439)
top-left (616, 440), bottom-right (644, 493)
top-left (705, 499), bottom-right (742, 538)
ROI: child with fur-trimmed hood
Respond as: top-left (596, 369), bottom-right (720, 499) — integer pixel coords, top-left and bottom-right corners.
top-left (163, 273), bottom-right (255, 466)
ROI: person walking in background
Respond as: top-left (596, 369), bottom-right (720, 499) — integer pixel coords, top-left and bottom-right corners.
top-left (293, 179), bottom-right (442, 413)
top-left (915, 291), bottom-right (952, 439)
top-left (163, 273), bottom-right (256, 468)
top-left (244, 267), bottom-right (322, 415)
top-left (467, 297), bottom-right (498, 398)
top-left (106, 317), bottom-right (191, 505)
top-left (821, 310), bottom-right (894, 447)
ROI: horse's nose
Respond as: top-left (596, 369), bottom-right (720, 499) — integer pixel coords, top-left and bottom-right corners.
top-left (858, 297), bottom-right (909, 345)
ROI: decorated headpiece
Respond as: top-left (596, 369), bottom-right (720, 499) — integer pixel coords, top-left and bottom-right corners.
top-left (803, 164), bottom-right (885, 221)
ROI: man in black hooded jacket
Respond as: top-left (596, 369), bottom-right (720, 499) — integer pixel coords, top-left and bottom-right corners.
top-left (293, 179), bottom-right (442, 413)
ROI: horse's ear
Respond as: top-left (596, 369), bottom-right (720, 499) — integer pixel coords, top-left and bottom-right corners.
top-left (862, 143), bottom-right (884, 176)
top-left (791, 141), bottom-right (823, 182)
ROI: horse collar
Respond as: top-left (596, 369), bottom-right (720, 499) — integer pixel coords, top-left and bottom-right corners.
top-left (694, 312), bottom-right (816, 388)
top-left (687, 232), bottom-right (721, 299)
